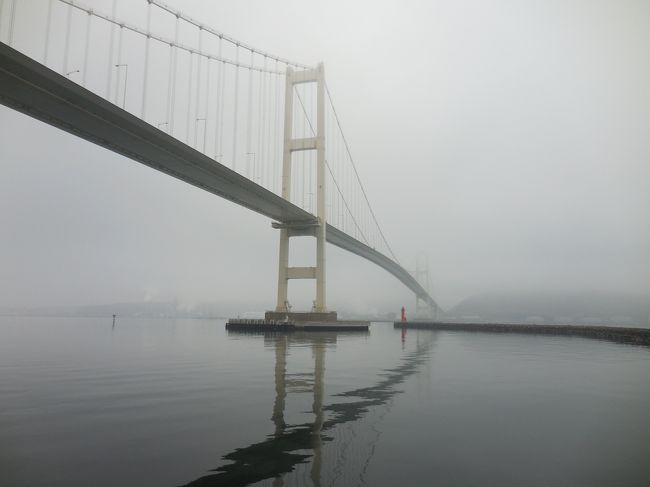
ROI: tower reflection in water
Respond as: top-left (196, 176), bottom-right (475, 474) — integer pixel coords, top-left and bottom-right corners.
top-left (270, 333), bottom-right (327, 487)
top-left (182, 330), bottom-right (434, 487)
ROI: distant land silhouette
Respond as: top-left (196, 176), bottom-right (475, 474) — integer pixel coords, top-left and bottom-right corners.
top-left (448, 291), bottom-right (650, 327)
top-left (0, 300), bottom-right (396, 322)
top-left (2, 292), bottom-right (648, 327)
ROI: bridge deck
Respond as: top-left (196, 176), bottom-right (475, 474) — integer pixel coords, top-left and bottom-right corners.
top-left (0, 42), bottom-right (439, 312)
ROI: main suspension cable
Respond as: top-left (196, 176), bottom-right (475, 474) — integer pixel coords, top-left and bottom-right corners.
top-left (324, 82), bottom-right (399, 263)
top-left (58, 0), bottom-right (284, 75)
top-left (148, 0), bottom-right (312, 70)
top-left (294, 89), bottom-right (370, 246)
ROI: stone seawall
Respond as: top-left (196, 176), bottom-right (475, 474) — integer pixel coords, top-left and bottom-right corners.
top-left (394, 321), bottom-right (650, 347)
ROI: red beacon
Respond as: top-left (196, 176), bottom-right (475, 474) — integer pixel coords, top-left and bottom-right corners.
top-left (401, 306), bottom-right (407, 322)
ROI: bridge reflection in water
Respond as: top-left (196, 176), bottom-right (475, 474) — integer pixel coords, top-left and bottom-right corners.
top-left (182, 330), bottom-right (435, 487)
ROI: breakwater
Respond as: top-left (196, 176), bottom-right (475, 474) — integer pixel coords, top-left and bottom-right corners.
top-left (394, 321), bottom-right (650, 346)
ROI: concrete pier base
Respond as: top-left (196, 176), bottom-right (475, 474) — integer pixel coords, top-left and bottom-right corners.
top-left (226, 311), bottom-right (369, 332)
top-left (264, 311), bottom-right (338, 322)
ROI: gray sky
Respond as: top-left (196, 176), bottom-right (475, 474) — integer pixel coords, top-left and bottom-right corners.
top-left (1, 0), bottom-right (649, 312)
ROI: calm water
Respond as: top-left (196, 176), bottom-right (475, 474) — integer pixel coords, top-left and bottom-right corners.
top-left (1, 317), bottom-right (649, 487)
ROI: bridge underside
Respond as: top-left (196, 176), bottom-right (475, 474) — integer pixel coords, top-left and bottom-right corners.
top-left (0, 42), bottom-right (441, 314)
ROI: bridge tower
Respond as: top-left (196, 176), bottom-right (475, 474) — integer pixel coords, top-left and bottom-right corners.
top-left (272, 63), bottom-right (329, 315)
top-left (415, 254), bottom-right (436, 320)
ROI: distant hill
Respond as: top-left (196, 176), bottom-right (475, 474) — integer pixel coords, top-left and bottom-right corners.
top-left (448, 292), bottom-right (650, 327)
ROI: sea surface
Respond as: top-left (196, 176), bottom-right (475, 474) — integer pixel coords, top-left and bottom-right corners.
top-left (1, 316), bottom-right (649, 487)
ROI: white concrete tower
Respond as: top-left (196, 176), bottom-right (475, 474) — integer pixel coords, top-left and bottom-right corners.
top-left (274, 63), bottom-right (327, 313)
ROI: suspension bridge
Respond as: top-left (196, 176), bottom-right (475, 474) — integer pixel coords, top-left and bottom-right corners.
top-left (0, 0), bottom-right (441, 320)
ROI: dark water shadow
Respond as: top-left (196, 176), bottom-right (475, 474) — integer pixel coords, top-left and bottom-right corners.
top-left (180, 332), bottom-right (434, 487)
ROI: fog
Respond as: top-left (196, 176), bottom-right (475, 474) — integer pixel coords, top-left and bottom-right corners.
top-left (1, 0), bottom-right (649, 313)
